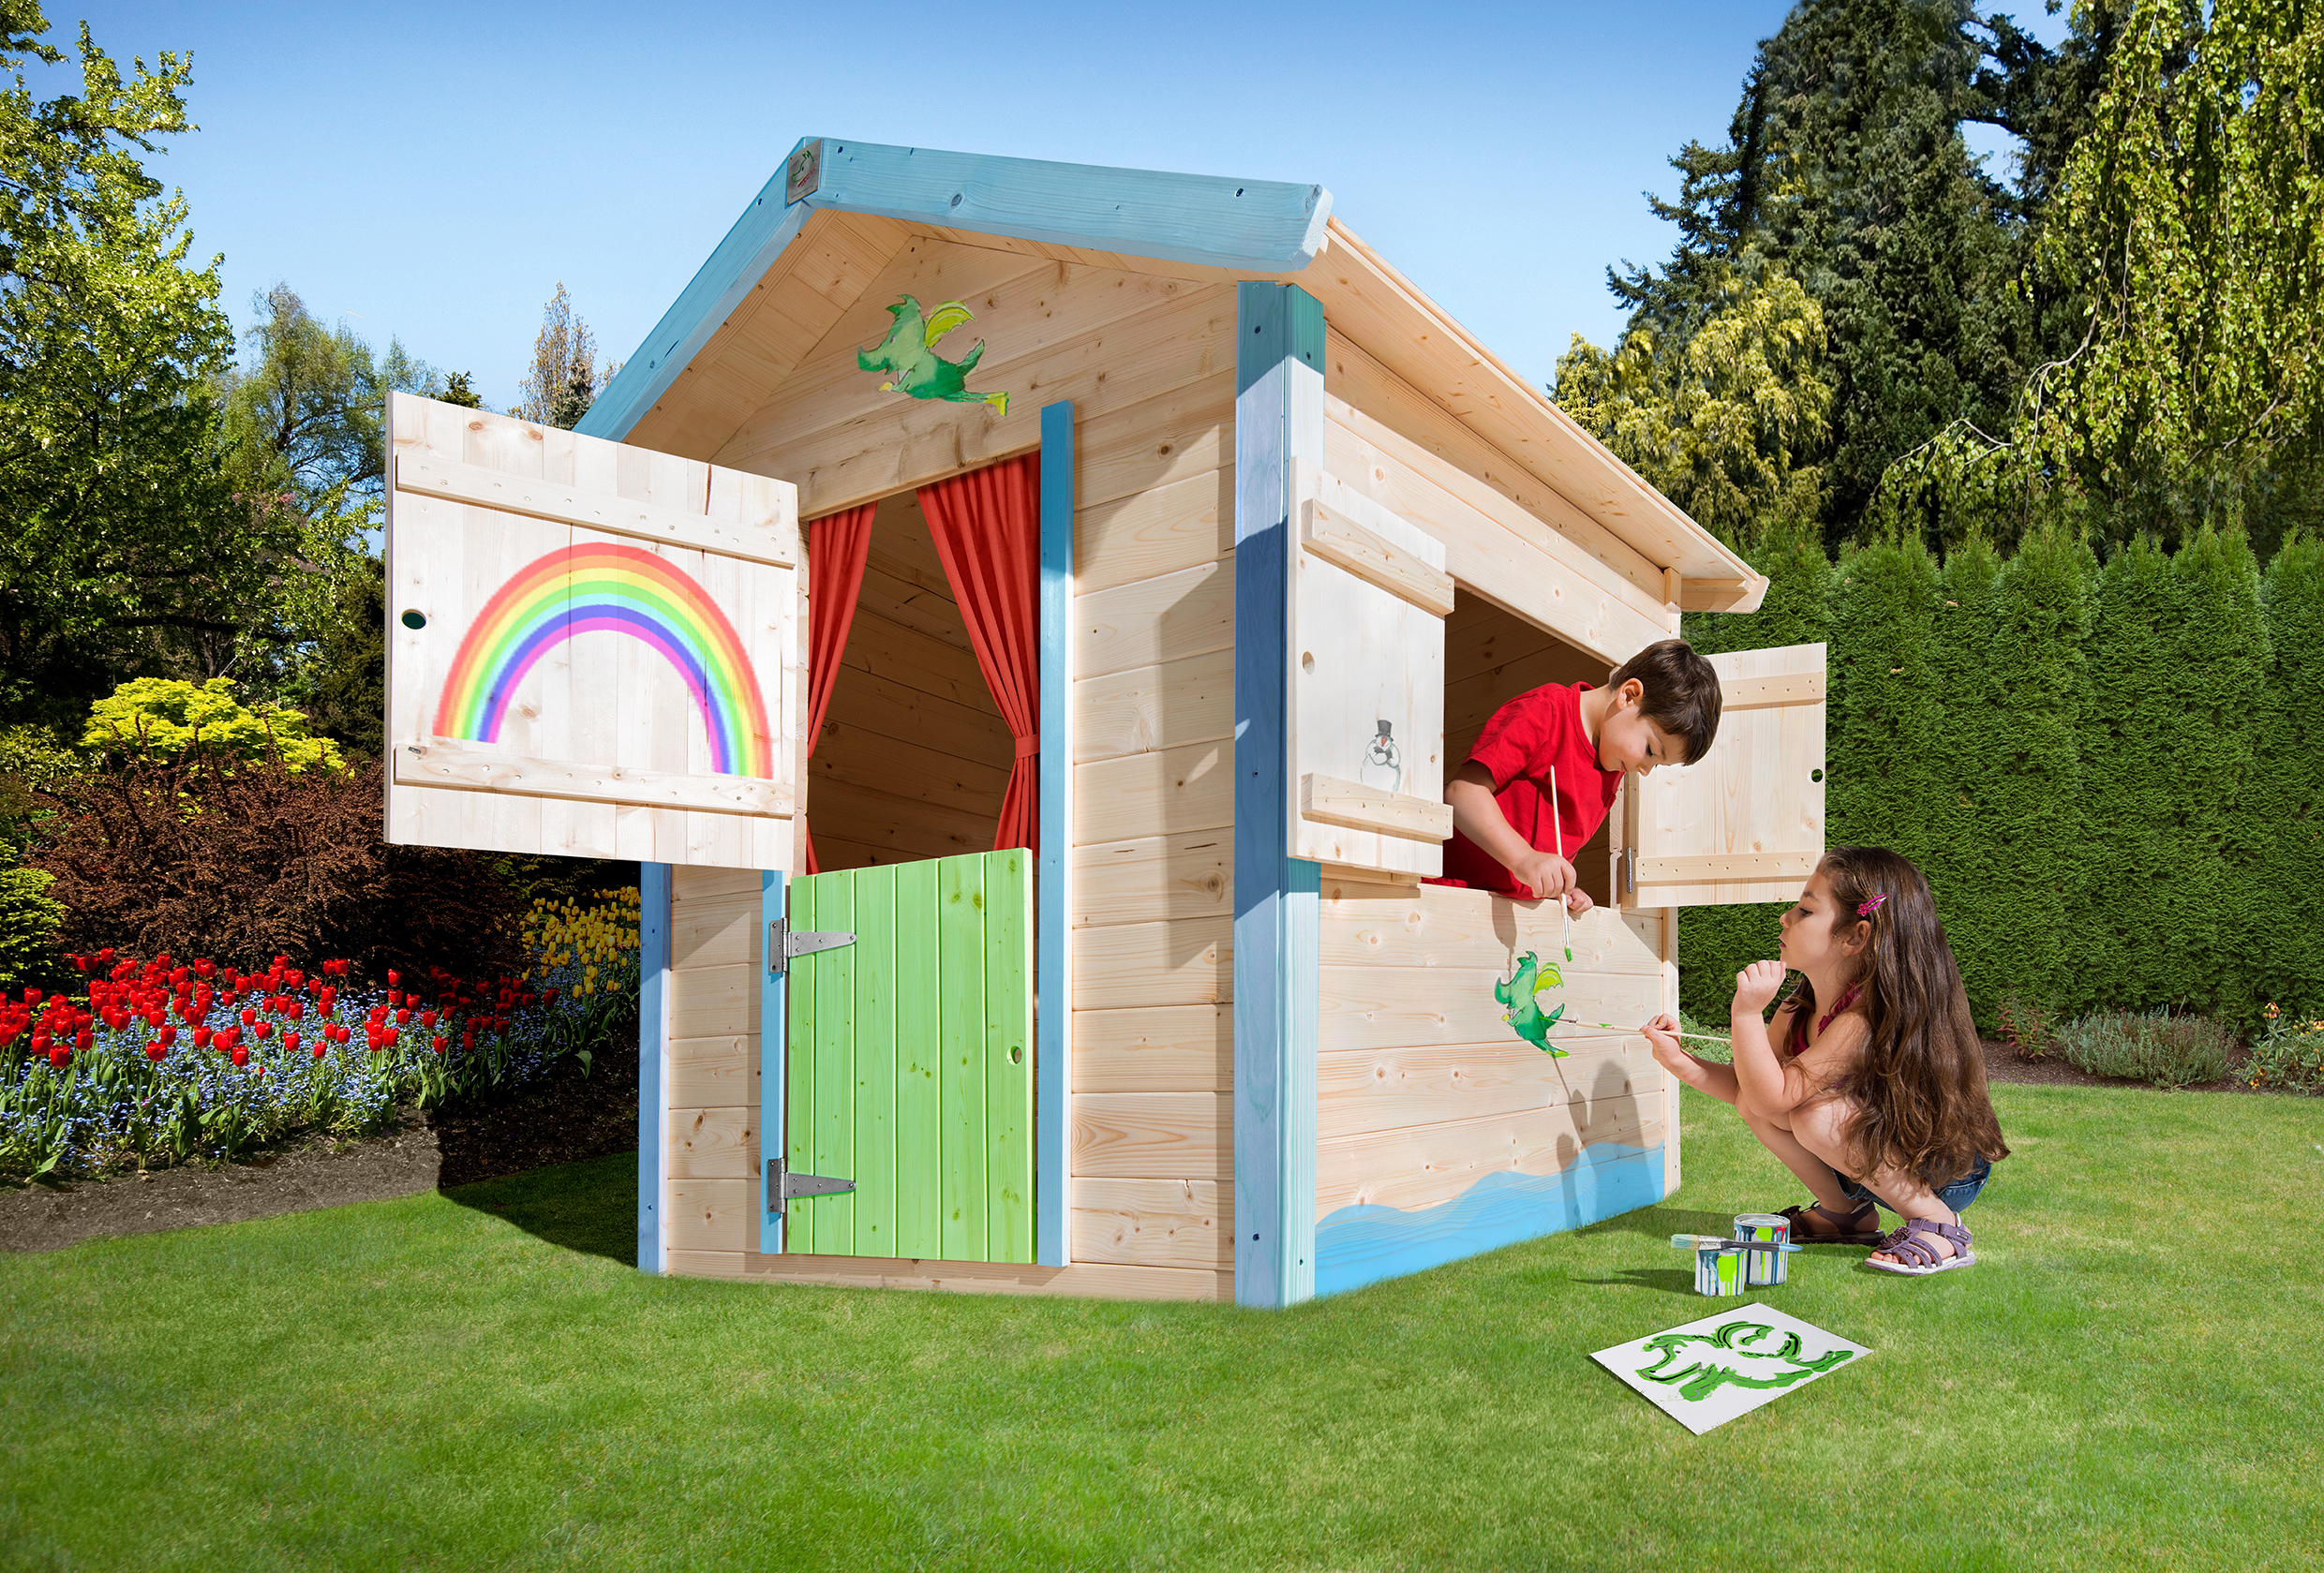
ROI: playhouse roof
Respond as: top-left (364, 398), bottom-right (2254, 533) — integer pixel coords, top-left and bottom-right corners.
top-left (578, 139), bottom-right (1765, 612)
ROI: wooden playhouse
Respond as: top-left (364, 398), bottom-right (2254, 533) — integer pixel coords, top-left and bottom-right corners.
top-left (381, 139), bottom-right (1826, 1307)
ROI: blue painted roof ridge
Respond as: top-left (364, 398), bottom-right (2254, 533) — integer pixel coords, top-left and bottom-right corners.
top-left (581, 137), bottom-right (1333, 442)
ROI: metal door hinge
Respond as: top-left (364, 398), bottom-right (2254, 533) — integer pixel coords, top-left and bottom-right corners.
top-left (767, 915), bottom-right (855, 975)
top-left (765, 1158), bottom-right (854, 1215)
top-left (1620, 846), bottom-right (1639, 899)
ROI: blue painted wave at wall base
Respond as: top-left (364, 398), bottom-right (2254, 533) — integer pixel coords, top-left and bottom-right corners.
top-left (1313, 1144), bottom-right (1665, 1298)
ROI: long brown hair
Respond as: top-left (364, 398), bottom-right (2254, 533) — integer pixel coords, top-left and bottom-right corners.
top-left (1787, 846), bottom-right (2008, 1184)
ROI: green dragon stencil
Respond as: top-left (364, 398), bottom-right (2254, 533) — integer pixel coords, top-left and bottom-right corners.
top-left (1631, 1318), bottom-right (1856, 1402)
top-left (1495, 951), bottom-right (1568, 1056)
top-left (857, 294), bottom-right (1010, 413)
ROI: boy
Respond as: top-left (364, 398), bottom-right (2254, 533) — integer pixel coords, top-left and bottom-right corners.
top-left (1434, 639), bottom-right (1723, 911)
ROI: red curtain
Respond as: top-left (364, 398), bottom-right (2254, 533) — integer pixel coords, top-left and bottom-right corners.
top-left (917, 454), bottom-right (1041, 853)
top-left (800, 502), bottom-right (876, 875)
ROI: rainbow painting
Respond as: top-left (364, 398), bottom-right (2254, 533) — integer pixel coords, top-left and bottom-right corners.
top-left (433, 542), bottom-right (773, 779)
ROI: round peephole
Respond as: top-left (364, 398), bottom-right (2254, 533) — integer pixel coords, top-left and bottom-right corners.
top-left (400, 609), bottom-right (427, 631)
top-left (1009, 1046), bottom-right (1023, 1064)
top-left (1301, 651), bottom-right (1315, 675)
top-left (1810, 768), bottom-right (1825, 782)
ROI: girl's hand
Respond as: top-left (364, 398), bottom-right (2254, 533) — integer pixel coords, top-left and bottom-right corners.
top-left (1732, 960), bottom-right (1787, 1017)
top-left (1641, 1012), bottom-right (1686, 1073)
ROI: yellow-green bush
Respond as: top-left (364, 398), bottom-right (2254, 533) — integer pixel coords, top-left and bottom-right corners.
top-left (82, 678), bottom-right (343, 772)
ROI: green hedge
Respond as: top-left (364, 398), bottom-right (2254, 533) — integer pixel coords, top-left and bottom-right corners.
top-left (1678, 526), bottom-right (2322, 1032)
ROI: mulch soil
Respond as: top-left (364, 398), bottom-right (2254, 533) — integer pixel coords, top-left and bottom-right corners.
top-left (1978, 1036), bottom-right (2269, 1094)
top-left (1, 1020), bottom-right (641, 1254)
top-left (1, 1021), bottom-right (2287, 1255)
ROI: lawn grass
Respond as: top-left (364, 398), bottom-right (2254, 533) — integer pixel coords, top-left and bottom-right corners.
top-left (3, 1083), bottom-right (2318, 1572)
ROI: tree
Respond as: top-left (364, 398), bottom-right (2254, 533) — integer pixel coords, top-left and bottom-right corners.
top-left (515, 283), bottom-right (607, 428)
top-left (0, 4), bottom-right (262, 727)
top-left (1554, 264), bottom-right (1831, 548)
top-left (2026, 0), bottom-right (2324, 555)
top-left (1576, 1), bottom-right (2123, 546)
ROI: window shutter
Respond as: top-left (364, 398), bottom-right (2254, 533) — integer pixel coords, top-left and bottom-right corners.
top-left (1621, 642), bottom-right (1825, 907)
top-left (1287, 458), bottom-right (1452, 879)
top-left (383, 393), bottom-right (803, 871)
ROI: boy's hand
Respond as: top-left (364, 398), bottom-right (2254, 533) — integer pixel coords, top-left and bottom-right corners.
top-left (1565, 888), bottom-right (1595, 917)
top-left (1510, 850), bottom-right (1578, 904)
top-left (1732, 959), bottom-right (1787, 1017)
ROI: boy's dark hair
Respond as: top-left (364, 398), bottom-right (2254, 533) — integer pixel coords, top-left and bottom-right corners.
top-left (1605, 639), bottom-right (1722, 764)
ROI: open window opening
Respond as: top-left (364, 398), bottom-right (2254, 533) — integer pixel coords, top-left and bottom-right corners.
top-left (809, 487), bottom-right (1018, 870)
top-left (1442, 587), bottom-right (1616, 909)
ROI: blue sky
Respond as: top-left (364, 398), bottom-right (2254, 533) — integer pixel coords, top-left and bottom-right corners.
top-left (50, 1), bottom-right (2067, 413)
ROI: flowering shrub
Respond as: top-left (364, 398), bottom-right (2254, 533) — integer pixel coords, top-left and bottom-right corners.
top-left (2248, 1003), bottom-right (2324, 1093)
top-left (0, 891), bottom-right (643, 1180)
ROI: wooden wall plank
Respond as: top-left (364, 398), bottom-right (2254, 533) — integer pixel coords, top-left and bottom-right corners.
top-left (666, 1035), bottom-right (750, 1108)
top-left (1074, 465), bottom-right (1233, 595)
top-left (1071, 1004), bottom-right (1232, 1093)
top-left (1072, 917), bottom-right (1230, 1009)
top-left (1316, 1093), bottom-right (1665, 1217)
top-left (1076, 557), bottom-right (1235, 681)
top-left (1316, 885), bottom-right (1666, 973)
top-left (663, 1250), bottom-right (1231, 1301)
top-left (668, 1106), bottom-right (757, 1179)
top-left (1072, 1092), bottom-right (1232, 1180)
top-left (1072, 1180), bottom-right (1230, 1269)
top-left (1073, 737), bottom-right (1233, 847)
top-left (1315, 1037), bottom-right (1655, 1142)
top-left (1071, 830), bottom-right (1231, 929)
top-left (1074, 646), bottom-right (1233, 764)
top-left (1315, 967), bottom-right (1663, 1054)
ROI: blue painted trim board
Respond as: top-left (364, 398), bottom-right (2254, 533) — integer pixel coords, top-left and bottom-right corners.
top-left (636, 862), bottom-right (673, 1274)
top-left (759, 869), bottom-right (787, 1254)
top-left (583, 139), bottom-right (1333, 444)
top-left (577, 141), bottom-right (815, 442)
top-left (1232, 282), bottom-right (1326, 1309)
top-left (1312, 1145), bottom-right (1667, 1299)
top-left (1035, 400), bottom-right (1076, 1268)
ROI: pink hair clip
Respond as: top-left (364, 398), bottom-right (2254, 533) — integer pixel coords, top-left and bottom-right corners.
top-left (1857, 892), bottom-right (1888, 917)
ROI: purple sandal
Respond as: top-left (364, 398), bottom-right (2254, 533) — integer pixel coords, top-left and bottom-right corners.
top-left (1865, 1217), bottom-right (1974, 1275)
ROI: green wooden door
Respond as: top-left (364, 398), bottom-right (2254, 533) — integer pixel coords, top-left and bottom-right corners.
top-left (785, 848), bottom-right (1033, 1261)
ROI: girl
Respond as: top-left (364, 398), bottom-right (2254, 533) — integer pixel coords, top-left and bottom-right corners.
top-left (1642, 846), bottom-right (2008, 1275)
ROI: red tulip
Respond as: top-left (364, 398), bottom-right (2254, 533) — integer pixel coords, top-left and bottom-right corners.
top-left (159, 1026), bottom-right (176, 1046)
top-left (192, 1025), bottom-right (213, 1048)
top-left (142, 1038), bottom-right (165, 1062)
top-left (386, 970), bottom-right (401, 987)
top-left (74, 1029), bottom-right (91, 1050)
top-left (230, 1044), bottom-right (248, 1068)
top-left (48, 1046), bottom-right (68, 1068)
top-left (254, 1022), bottom-right (273, 1040)
top-left (308, 1040), bottom-right (325, 1061)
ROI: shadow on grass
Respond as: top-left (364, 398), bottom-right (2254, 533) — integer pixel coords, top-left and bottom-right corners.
top-left (1571, 1267), bottom-right (1699, 1296)
top-left (443, 1150), bottom-right (638, 1265)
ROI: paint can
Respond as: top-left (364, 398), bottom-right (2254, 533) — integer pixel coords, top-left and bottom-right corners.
top-left (1693, 1241), bottom-right (1749, 1297)
top-left (1734, 1213), bottom-right (1791, 1286)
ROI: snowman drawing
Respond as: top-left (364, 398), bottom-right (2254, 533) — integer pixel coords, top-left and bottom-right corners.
top-left (1360, 719), bottom-right (1402, 794)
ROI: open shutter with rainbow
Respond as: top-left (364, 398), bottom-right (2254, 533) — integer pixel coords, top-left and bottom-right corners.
top-left (1620, 643), bottom-right (1826, 907)
top-left (383, 393), bottom-right (803, 872)
top-left (1287, 458), bottom-right (1452, 879)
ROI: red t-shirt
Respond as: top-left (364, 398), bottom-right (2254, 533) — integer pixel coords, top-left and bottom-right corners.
top-left (1432, 682), bottom-right (1622, 898)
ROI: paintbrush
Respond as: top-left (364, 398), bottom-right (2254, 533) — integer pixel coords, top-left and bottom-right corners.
top-left (1669, 1234), bottom-right (1802, 1254)
top-left (1549, 764), bottom-right (1572, 962)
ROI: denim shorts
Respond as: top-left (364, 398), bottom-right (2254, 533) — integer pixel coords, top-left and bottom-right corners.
top-left (1835, 1153), bottom-right (1991, 1213)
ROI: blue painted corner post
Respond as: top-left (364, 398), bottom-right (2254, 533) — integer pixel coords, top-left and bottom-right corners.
top-left (759, 869), bottom-right (787, 1254)
top-left (638, 862), bottom-right (674, 1274)
top-left (1234, 283), bottom-right (1325, 1309)
top-left (1037, 401), bottom-right (1076, 1267)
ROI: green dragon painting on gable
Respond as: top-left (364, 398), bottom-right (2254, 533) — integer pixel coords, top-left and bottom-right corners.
top-left (857, 294), bottom-right (1010, 414)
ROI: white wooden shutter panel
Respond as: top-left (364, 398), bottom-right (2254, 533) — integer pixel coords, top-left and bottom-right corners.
top-left (382, 393), bottom-right (804, 872)
top-left (1622, 642), bottom-right (1825, 907)
top-left (1287, 458), bottom-right (1452, 878)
